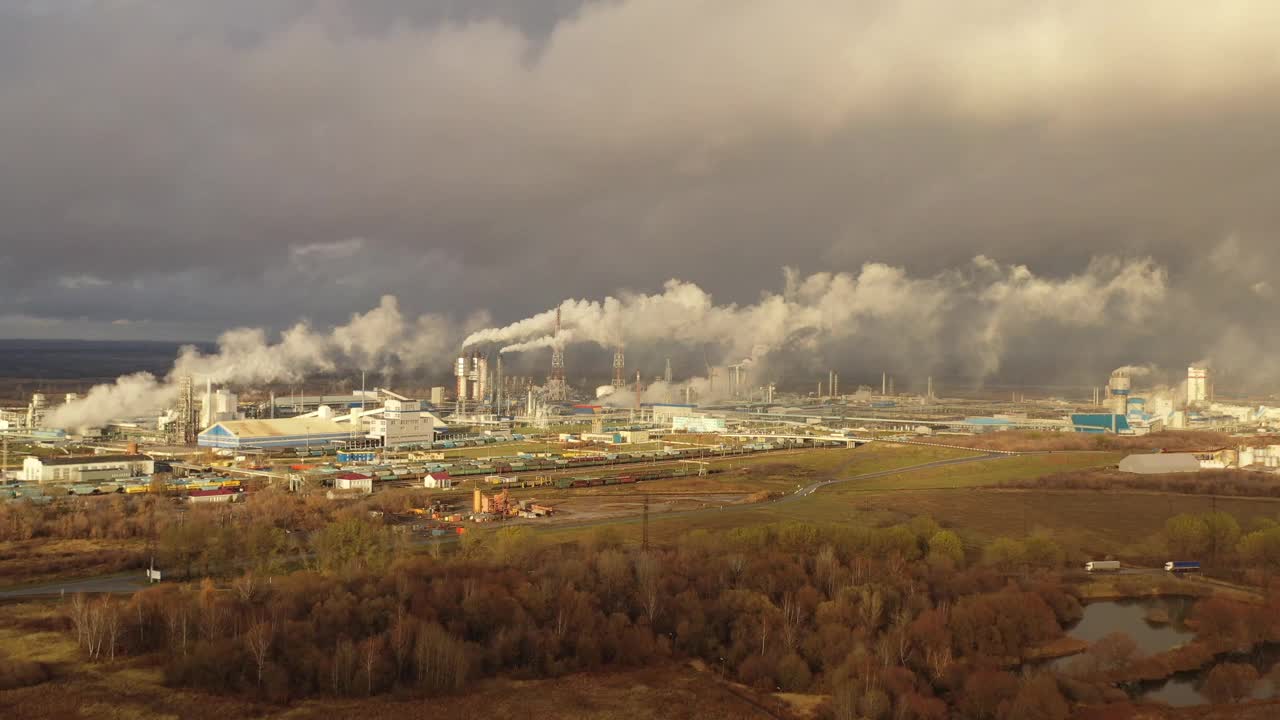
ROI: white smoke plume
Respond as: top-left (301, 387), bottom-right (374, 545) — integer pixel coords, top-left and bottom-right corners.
top-left (46, 296), bottom-right (482, 429)
top-left (466, 256), bottom-right (1168, 381)
top-left (44, 373), bottom-right (180, 431)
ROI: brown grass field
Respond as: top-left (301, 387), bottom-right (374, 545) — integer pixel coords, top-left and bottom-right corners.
top-left (940, 429), bottom-right (1240, 454)
top-left (859, 489), bottom-right (1280, 558)
top-left (0, 539), bottom-right (146, 588)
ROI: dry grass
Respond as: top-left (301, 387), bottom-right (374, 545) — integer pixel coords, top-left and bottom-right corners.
top-left (0, 601), bottom-right (78, 666)
top-left (826, 452), bottom-right (1125, 493)
top-left (859, 488), bottom-right (1280, 558)
top-left (941, 430), bottom-right (1233, 454)
top-left (0, 539), bottom-right (146, 588)
top-left (772, 692), bottom-right (826, 718)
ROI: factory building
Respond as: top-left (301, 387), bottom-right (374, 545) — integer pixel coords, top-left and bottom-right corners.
top-left (672, 416), bottom-right (727, 433)
top-left (1187, 366), bottom-right (1209, 405)
top-left (647, 403), bottom-right (697, 424)
top-left (430, 387), bottom-right (446, 405)
top-left (200, 384), bottom-right (241, 428)
top-left (198, 418), bottom-right (358, 450)
top-left (187, 488), bottom-right (242, 504)
top-left (364, 399), bottom-right (440, 448)
top-left (1071, 414), bottom-right (1132, 434)
top-left (22, 454), bottom-right (154, 484)
top-left (455, 353), bottom-right (489, 403)
top-left (582, 429), bottom-right (651, 444)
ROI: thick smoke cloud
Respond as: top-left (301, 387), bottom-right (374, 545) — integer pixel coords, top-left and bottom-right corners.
top-left (467, 256), bottom-right (1167, 383)
top-left (3, 2), bottom-right (1280, 392)
top-left (46, 297), bottom-right (484, 429)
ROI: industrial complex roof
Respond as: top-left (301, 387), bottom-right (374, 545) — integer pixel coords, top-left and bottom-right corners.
top-left (202, 418), bottom-right (357, 438)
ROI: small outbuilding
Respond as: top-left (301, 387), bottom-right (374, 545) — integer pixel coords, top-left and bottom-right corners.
top-left (1118, 453), bottom-right (1201, 474)
top-left (334, 472), bottom-right (373, 493)
top-left (423, 472), bottom-right (453, 489)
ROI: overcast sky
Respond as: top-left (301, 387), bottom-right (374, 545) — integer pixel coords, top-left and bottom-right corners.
top-left (2, 1), bottom-right (1279, 388)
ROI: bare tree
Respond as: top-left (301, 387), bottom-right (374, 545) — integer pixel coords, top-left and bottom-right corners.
top-left (361, 634), bottom-right (384, 696)
top-left (233, 572), bottom-right (259, 604)
top-left (859, 588), bottom-right (884, 631)
top-left (68, 592), bottom-right (89, 650)
top-left (635, 553), bottom-right (662, 625)
top-left (925, 646), bottom-right (954, 681)
top-left (726, 553), bottom-right (747, 587)
top-left (103, 599), bottom-right (121, 661)
top-left (389, 607), bottom-right (413, 683)
top-left (758, 614), bottom-right (771, 656)
top-left (781, 593), bottom-right (804, 652)
top-left (162, 599), bottom-right (189, 657)
top-left (244, 619), bottom-right (274, 687)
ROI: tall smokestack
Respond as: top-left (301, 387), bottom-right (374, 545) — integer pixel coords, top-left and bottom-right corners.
top-left (664, 357), bottom-right (672, 384)
top-left (496, 354), bottom-right (505, 410)
top-left (882, 372), bottom-right (887, 396)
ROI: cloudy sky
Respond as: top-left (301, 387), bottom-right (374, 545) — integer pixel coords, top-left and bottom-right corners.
top-left (2, 1), bottom-right (1279, 388)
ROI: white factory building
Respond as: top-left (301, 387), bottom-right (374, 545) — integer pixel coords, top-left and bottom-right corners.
top-left (22, 454), bottom-right (155, 484)
top-left (198, 418), bottom-right (359, 450)
top-left (364, 399), bottom-right (441, 448)
top-left (197, 390), bottom-right (444, 451)
top-left (200, 385), bottom-right (241, 428)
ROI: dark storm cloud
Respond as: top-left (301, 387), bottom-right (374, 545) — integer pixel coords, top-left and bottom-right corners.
top-left (2, 1), bottom-right (1280, 389)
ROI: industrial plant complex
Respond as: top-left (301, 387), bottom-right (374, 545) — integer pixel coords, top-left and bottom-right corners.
top-left (6, 334), bottom-right (1280, 501)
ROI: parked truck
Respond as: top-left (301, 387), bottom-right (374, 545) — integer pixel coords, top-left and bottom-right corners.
top-left (1085, 560), bottom-right (1121, 572)
top-left (1164, 560), bottom-right (1201, 573)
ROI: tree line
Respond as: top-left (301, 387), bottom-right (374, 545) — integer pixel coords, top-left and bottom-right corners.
top-left (65, 517), bottom-right (1089, 719)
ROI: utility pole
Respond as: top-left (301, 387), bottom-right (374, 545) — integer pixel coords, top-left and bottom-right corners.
top-left (642, 494), bottom-right (650, 552)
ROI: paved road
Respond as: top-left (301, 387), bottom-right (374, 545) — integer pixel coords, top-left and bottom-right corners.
top-left (0, 449), bottom-right (1012, 598)
top-left (0, 571), bottom-right (147, 600)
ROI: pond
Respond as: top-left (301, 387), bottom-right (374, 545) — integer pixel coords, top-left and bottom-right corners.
top-left (1051, 597), bottom-right (1280, 706)
top-left (1063, 598), bottom-right (1193, 655)
top-left (1135, 645), bottom-right (1280, 707)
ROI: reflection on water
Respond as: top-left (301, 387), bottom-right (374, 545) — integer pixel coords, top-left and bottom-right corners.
top-left (1137, 653), bottom-right (1279, 707)
top-left (1053, 598), bottom-right (1280, 706)
top-left (1063, 598), bottom-right (1193, 654)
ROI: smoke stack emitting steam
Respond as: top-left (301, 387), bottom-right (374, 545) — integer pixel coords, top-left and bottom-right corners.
top-left (52, 255), bottom-right (1168, 429)
top-left (465, 255), bottom-right (1167, 387)
top-left (45, 296), bottom-right (483, 429)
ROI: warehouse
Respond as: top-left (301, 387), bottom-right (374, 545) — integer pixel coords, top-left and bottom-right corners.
top-left (197, 418), bottom-right (359, 450)
top-left (22, 454), bottom-right (154, 484)
top-left (1118, 453), bottom-right (1201, 474)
